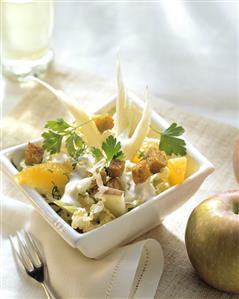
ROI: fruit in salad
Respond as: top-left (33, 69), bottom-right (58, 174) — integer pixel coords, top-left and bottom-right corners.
top-left (16, 162), bottom-right (72, 194)
top-left (167, 157), bottom-right (187, 185)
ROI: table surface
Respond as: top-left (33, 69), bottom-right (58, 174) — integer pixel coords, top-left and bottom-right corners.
top-left (1, 2), bottom-right (238, 128)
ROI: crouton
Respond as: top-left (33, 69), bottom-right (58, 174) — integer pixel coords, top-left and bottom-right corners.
top-left (132, 160), bottom-right (151, 184)
top-left (25, 143), bottom-right (44, 165)
top-left (145, 148), bottom-right (167, 174)
top-left (108, 159), bottom-right (125, 178)
top-left (94, 114), bottom-right (114, 133)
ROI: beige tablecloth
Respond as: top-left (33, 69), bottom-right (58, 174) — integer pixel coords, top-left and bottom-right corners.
top-left (1, 66), bottom-right (238, 299)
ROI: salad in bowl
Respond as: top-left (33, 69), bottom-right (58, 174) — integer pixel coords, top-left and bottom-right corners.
top-left (15, 63), bottom-right (189, 233)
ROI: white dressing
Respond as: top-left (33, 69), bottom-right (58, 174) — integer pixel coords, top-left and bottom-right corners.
top-left (51, 153), bottom-right (69, 163)
top-left (60, 175), bottom-right (94, 206)
top-left (134, 178), bottom-right (156, 202)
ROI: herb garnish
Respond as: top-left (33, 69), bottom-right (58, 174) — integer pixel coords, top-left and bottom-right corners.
top-left (91, 135), bottom-right (124, 164)
top-left (102, 135), bottom-right (124, 163)
top-left (102, 135), bottom-right (124, 162)
top-left (65, 132), bottom-right (86, 159)
top-left (91, 147), bottom-right (103, 161)
top-left (51, 183), bottom-right (61, 200)
top-left (42, 118), bottom-right (87, 159)
top-left (152, 122), bottom-right (186, 156)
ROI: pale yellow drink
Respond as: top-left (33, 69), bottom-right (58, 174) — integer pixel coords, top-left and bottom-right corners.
top-left (1, 0), bottom-right (54, 78)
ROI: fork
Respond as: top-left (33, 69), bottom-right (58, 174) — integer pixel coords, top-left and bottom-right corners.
top-left (9, 230), bottom-right (57, 299)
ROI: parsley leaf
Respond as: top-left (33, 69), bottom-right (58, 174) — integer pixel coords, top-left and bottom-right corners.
top-left (159, 123), bottom-right (186, 156)
top-left (45, 118), bottom-right (70, 132)
top-left (42, 118), bottom-right (86, 159)
top-left (102, 135), bottom-right (124, 163)
top-left (66, 132), bottom-right (85, 159)
top-left (91, 147), bottom-right (103, 161)
top-left (163, 122), bottom-right (185, 137)
top-left (42, 131), bottom-right (63, 154)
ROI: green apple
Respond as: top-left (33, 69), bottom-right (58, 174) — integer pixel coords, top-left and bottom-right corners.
top-left (185, 190), bottom-right (239, 294)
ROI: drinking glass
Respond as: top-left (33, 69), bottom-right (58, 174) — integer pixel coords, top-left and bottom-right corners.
top-left (1, 0), bottom-right (54, 80)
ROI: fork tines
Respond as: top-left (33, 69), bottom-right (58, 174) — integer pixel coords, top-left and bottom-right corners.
top-left (9, 230), bottom-right (44, 281)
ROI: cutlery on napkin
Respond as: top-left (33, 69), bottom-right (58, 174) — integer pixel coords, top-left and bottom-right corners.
top-left (1, 195), bottom-right (164, 298)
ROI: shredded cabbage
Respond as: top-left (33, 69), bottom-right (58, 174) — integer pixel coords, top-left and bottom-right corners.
top-left (71, 201), bottom-right (116, 232)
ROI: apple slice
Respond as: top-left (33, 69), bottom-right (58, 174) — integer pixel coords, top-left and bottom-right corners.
top-left (102, 188), bottom-right (126, 217)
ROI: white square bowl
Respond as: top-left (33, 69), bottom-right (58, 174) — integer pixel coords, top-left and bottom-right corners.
top-left (0, 92), bottom-right (214, 258)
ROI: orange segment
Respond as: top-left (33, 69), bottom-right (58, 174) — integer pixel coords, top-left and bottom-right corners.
top-left (16, 162), bottom-right (72, 194)
top-left (168, 157), bottom-right (187, 185)
top-left (132, 153), bottom-right (141, 164)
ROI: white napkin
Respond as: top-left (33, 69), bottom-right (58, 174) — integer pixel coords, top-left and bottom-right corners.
top-left (1, 195), bottom-right (164, 299)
